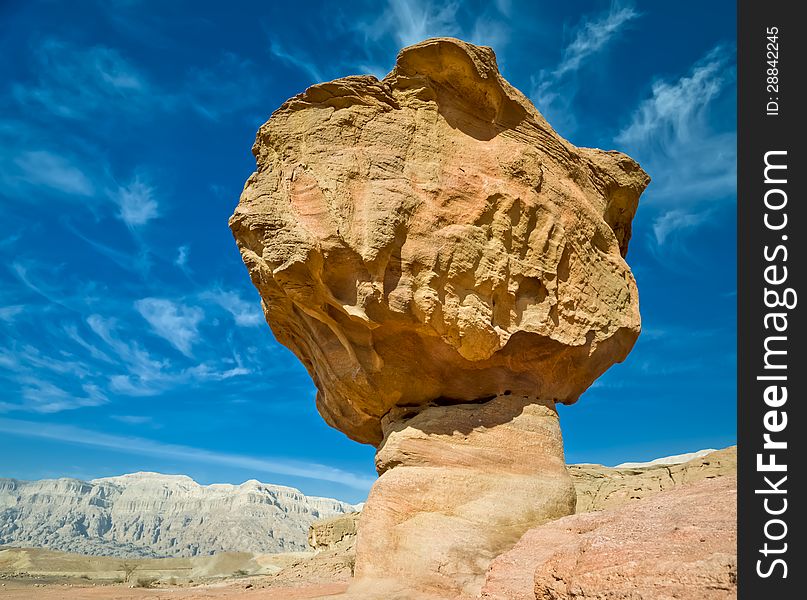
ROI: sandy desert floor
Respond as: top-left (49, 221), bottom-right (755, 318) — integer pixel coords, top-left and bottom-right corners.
top-left (0, 546), bottom-right (350, 600)
top-left (0, 577), bottom-right (349, 599)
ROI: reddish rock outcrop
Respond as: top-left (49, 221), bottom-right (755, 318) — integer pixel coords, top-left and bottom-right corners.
top-left (481, 476), bottom-right (737, 600)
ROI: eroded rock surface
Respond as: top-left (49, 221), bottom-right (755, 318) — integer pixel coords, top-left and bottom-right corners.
top-left (230, 37), bottom-right (649, 446)
top-left (308, 512), bottom-right (360, 553)
top-left (231, 37), bottom-right (648, 598)
top-left (358, 394), bottom-right (574, 597)
top-left (482, 476), bottom-right (737, 600)
top-left (571, 446), bottom-right (737, 513)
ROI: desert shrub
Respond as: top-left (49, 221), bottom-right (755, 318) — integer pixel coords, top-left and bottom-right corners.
top-left (119, 561), bottom-right (138, 582)
top-left (135, 576), bottom-right (158, 588)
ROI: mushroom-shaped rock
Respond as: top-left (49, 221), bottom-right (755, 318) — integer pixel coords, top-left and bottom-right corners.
top-left (230, 37), bottom-right (649, 599)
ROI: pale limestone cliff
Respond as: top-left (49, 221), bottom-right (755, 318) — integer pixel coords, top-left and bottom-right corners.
top-left (0, 473), bottom-right (358, 558)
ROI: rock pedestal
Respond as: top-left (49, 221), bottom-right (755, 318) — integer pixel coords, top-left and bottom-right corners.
top-left (356, 394), bottom-right (574, 597)
top-left (230, 37), bottom-right (649, 598)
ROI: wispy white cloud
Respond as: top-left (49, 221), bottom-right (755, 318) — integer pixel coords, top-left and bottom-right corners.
top-left (493, 0), bottom-right (512, 17)
top-left (12, 40), bottom-right (152, 120)
top-left (652, 209), bottom-right (711, 246)
top-left (615, 45), bottom-right (735, 259)
top-left (269, 41), bottom-right (324, 83)
top-left (1, 270), bottom-right (256, 411)
top-left (374, 0), bottom-right (461, 48)
top-left (85, 313), bottom-right (249, 397)
top-left (11, 261), bottom-right (73, 310)
top-left (0, 418), bottom-right (374, 491)
top-left (12, 38), bottom-right (269, 126)
top-left (615, 45), bottom-right (736, 203)
top-left (342, 0), bottom-right (508, 81)
top-left (111, 415), bottom-right (153, 426)
top-left (0, 341), bottom-right (110, 413)
top-left (0, 344), bottom-right (90, 379)
top-left (532, 2), bottom-right (640, 135)
top-left (16, 379), bottom-right (108, 413)
top-left (107, 362), bottom-right (248, 397)
top-left (202, 289), bottom-right (263, 327)
top-left (9, 259), bottom-right (116, 316)
top-left (175, 245), bottom-right (190, 273)
top-left (134, 298), bottom-right (204, 357)
top-left (64, 220), bottom-right (153, 277)
top-left (1, 120), bottom-right (162, 233)
top-left (9, 150), bottom-right (95, 196)
top-left (554, 4), bottom-right (639, 78)
top-left (64, 324), bottom-right (115, 363)
top-left (0, 305), bottom-right (25, 322)
top-left (616, 47), bottom-right (730, 148)
top-left (87, 313), bottom-right (167, 374)
top-left (468, 16), bottom-right (509, 50)
top-left (113, 177), bottom-right (159, 227)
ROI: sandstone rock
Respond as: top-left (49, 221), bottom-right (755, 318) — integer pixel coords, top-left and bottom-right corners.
top-left (357, 394), bottom-right (574, 597)
top-left (308, 512), bottom-right (360, 552)
top-left (481, 476), bottom-right (737, 600)
top-left (230, 37), bottom-right (649, 446)
top-left (269, 545), bottom-right (356, 587)
top-left (230, 37), bottom-right (648, 598)
top-left (571, 446), bottom-right (737, 513)
top-left (0, 473), bottom-right (358, 558)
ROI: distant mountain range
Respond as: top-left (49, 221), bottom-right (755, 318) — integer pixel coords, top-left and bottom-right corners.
top-left (0, 472), bottom-right (359, 558)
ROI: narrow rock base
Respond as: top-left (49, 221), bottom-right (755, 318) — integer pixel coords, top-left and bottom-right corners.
top-left (353, 394), bottom-right (576, 598)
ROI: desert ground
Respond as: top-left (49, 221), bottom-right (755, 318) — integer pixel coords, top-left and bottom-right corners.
top-left (0, 546), bottom-right (349, 599)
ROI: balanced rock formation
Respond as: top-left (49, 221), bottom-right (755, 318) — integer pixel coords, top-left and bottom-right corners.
top-left (0, 473), bottom-right (357, 558)
top-left (482, 475), bottom-right (737, 600)
top-left (231, 37), bottom-right (649, 598)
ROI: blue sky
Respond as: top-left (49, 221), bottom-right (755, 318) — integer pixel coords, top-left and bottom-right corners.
top-left (0, 0), bottom-right (736, 504)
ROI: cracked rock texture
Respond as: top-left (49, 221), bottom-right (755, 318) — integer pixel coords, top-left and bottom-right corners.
top-left (231, 37), bottom-right (648, 598)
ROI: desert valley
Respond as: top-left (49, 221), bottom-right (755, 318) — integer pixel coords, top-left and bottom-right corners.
top-left (0, 447), bottom-right (736, 599)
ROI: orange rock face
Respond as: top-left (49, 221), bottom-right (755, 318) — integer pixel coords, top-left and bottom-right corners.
top-left (230, 37), bottom-right (649, 446)
top-left (230, 37), bottom-right (649, 598)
